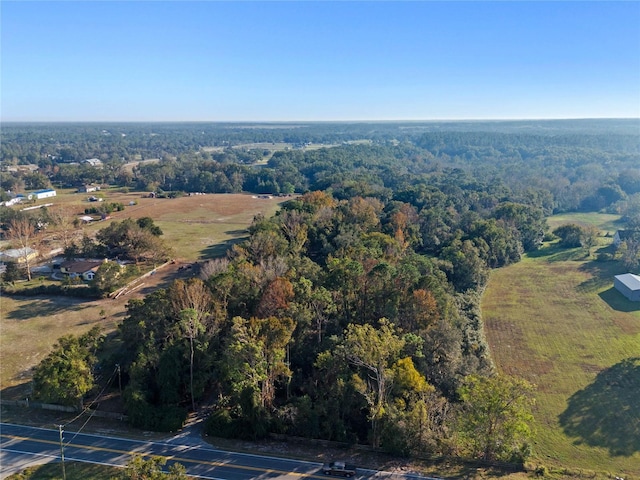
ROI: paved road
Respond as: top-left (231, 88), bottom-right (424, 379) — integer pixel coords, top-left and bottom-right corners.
top-left (0, 423), bottom-right (431, 479)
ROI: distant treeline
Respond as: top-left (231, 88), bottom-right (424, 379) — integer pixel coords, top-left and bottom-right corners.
top-left (2, 121), bottom-right (639, 215)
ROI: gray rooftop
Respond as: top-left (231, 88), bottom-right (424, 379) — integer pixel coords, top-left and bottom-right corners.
top-left (615, 273), bottom-right (640, 291)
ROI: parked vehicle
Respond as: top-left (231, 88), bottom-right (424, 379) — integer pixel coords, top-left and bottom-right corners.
top-left (321, 461), bottom-right (357, 477)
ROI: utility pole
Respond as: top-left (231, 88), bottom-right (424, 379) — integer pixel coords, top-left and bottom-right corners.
top-left (58, 425), bottom-right (66, 480)
top-left (116, 364), bottom-right (122, 394)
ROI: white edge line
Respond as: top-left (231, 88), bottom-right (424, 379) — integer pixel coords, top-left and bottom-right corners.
top-left (2, 422), bottom-right (322, 466)
top-left (0, 447), bottom-right (226, 480)
top-left (2, 423), bottom-right (441, 479)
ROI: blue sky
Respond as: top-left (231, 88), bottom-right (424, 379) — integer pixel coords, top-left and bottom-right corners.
top-left (2, 1), bottom-right (639, 121)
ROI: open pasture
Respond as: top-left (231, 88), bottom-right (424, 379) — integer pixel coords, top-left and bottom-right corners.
top-left (546, 212), bottom-right (623, 236)
top-left (482, 215), bottom-right (640, 477)
top-left (85, 192), bottom-right (287, 260)
top-left (28, 189), bottom-right (287, 261)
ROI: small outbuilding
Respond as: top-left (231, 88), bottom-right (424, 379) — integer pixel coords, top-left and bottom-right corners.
top-left (0, 247), bottom-right (39, 264)
top-left (614, 273), bottom-right (640, 302)
top-left (78, 184), bottom-right (100, 193)
top-left (83, 158), bottom-right (103, 168)
top-left (31, 189), bottom-right (57, 200)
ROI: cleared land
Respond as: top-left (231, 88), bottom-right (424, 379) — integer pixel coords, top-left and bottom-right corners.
top-left (482, 214), bottom-right (640, 477)
top-left (81, 192), bottom-right (287, 260)
top-left (546, 212), bottom-right (623, 236)
top-left (0, 295), bottom-right (120, 398)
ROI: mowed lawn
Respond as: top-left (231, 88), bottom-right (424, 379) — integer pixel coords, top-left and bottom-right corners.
top-left (482, 229), bottom-right (640, 476)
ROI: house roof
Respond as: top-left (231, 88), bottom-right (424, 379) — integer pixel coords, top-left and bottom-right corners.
top-left (83, 158), bottom-right (103, 166)
top-left (60, 260), bottom-right (103, 274)
top-left (615, 273), bottom-right (640, 292)
top-left (616, 230), bottom-right (639, 241)
top-left (1, 247), bottom-right (38, 259)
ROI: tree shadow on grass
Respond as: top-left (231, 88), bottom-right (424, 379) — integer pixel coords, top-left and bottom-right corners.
top-left (4, 297), bottom-right (91, 321)
top-left (1, 382), bottom-right (33, 401)
top-left (578, 259), bottom-right (637, 296)
top-left (559, 357), bottom-right (640, 456)
top-left (199, 237), bottom-right (246, 260)
top-left (527, 243), bottom-right (586, 262)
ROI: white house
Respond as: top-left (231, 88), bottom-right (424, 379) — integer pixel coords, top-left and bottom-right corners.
top-left (78, 184), bottom-right (100, 193)
top-left (60, 260), bottom-right (104, 281)
top-left (613, 230), bottom-right (639, 249)
top-left (614, 273), bottom-right (640, 302)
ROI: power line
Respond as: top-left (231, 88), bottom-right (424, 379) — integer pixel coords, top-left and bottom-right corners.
top-left (62, 365), bottom-right (120, 445)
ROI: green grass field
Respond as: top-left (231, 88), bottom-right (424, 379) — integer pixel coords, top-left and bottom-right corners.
top-left (546, 212), bottom-right (623, 236)
top-left (482, 213), bottom-right (640, 478)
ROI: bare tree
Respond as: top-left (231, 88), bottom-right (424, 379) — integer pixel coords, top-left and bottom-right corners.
top-left (198, 257), bottom-right (229, 280)
top-left (48, 205), bottom-right (79, 250)
top-left (170, 279), bottom-right (216, 411)
top-left (7, 216), bottom-right (39, 281)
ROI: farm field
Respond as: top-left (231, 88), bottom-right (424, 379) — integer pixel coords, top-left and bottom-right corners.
top-left (482, 216), bottom-right (640, 477)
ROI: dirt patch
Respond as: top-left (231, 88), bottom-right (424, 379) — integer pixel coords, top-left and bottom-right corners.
top-left (580, 363), bottom-right (605, 374)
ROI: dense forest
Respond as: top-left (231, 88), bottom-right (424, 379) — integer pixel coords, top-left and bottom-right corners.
top-left (4, 120), bottom-right (640, 464)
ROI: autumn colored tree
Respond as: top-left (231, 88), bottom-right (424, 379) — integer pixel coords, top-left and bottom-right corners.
top-left (256, 276), bottom-right (294, 318)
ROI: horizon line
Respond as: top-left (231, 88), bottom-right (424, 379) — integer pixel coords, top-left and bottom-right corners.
top-left (2, 117), bottom-right (639, 124)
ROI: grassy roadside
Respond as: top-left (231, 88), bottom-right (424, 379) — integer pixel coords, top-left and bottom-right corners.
top-left (6, 462), bottom-right (120, 480)
top-left (482, 215), bottom-right (640, 478)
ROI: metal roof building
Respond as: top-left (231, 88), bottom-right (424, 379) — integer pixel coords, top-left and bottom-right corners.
top-left (614, 273), bottom-right (640, 302)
